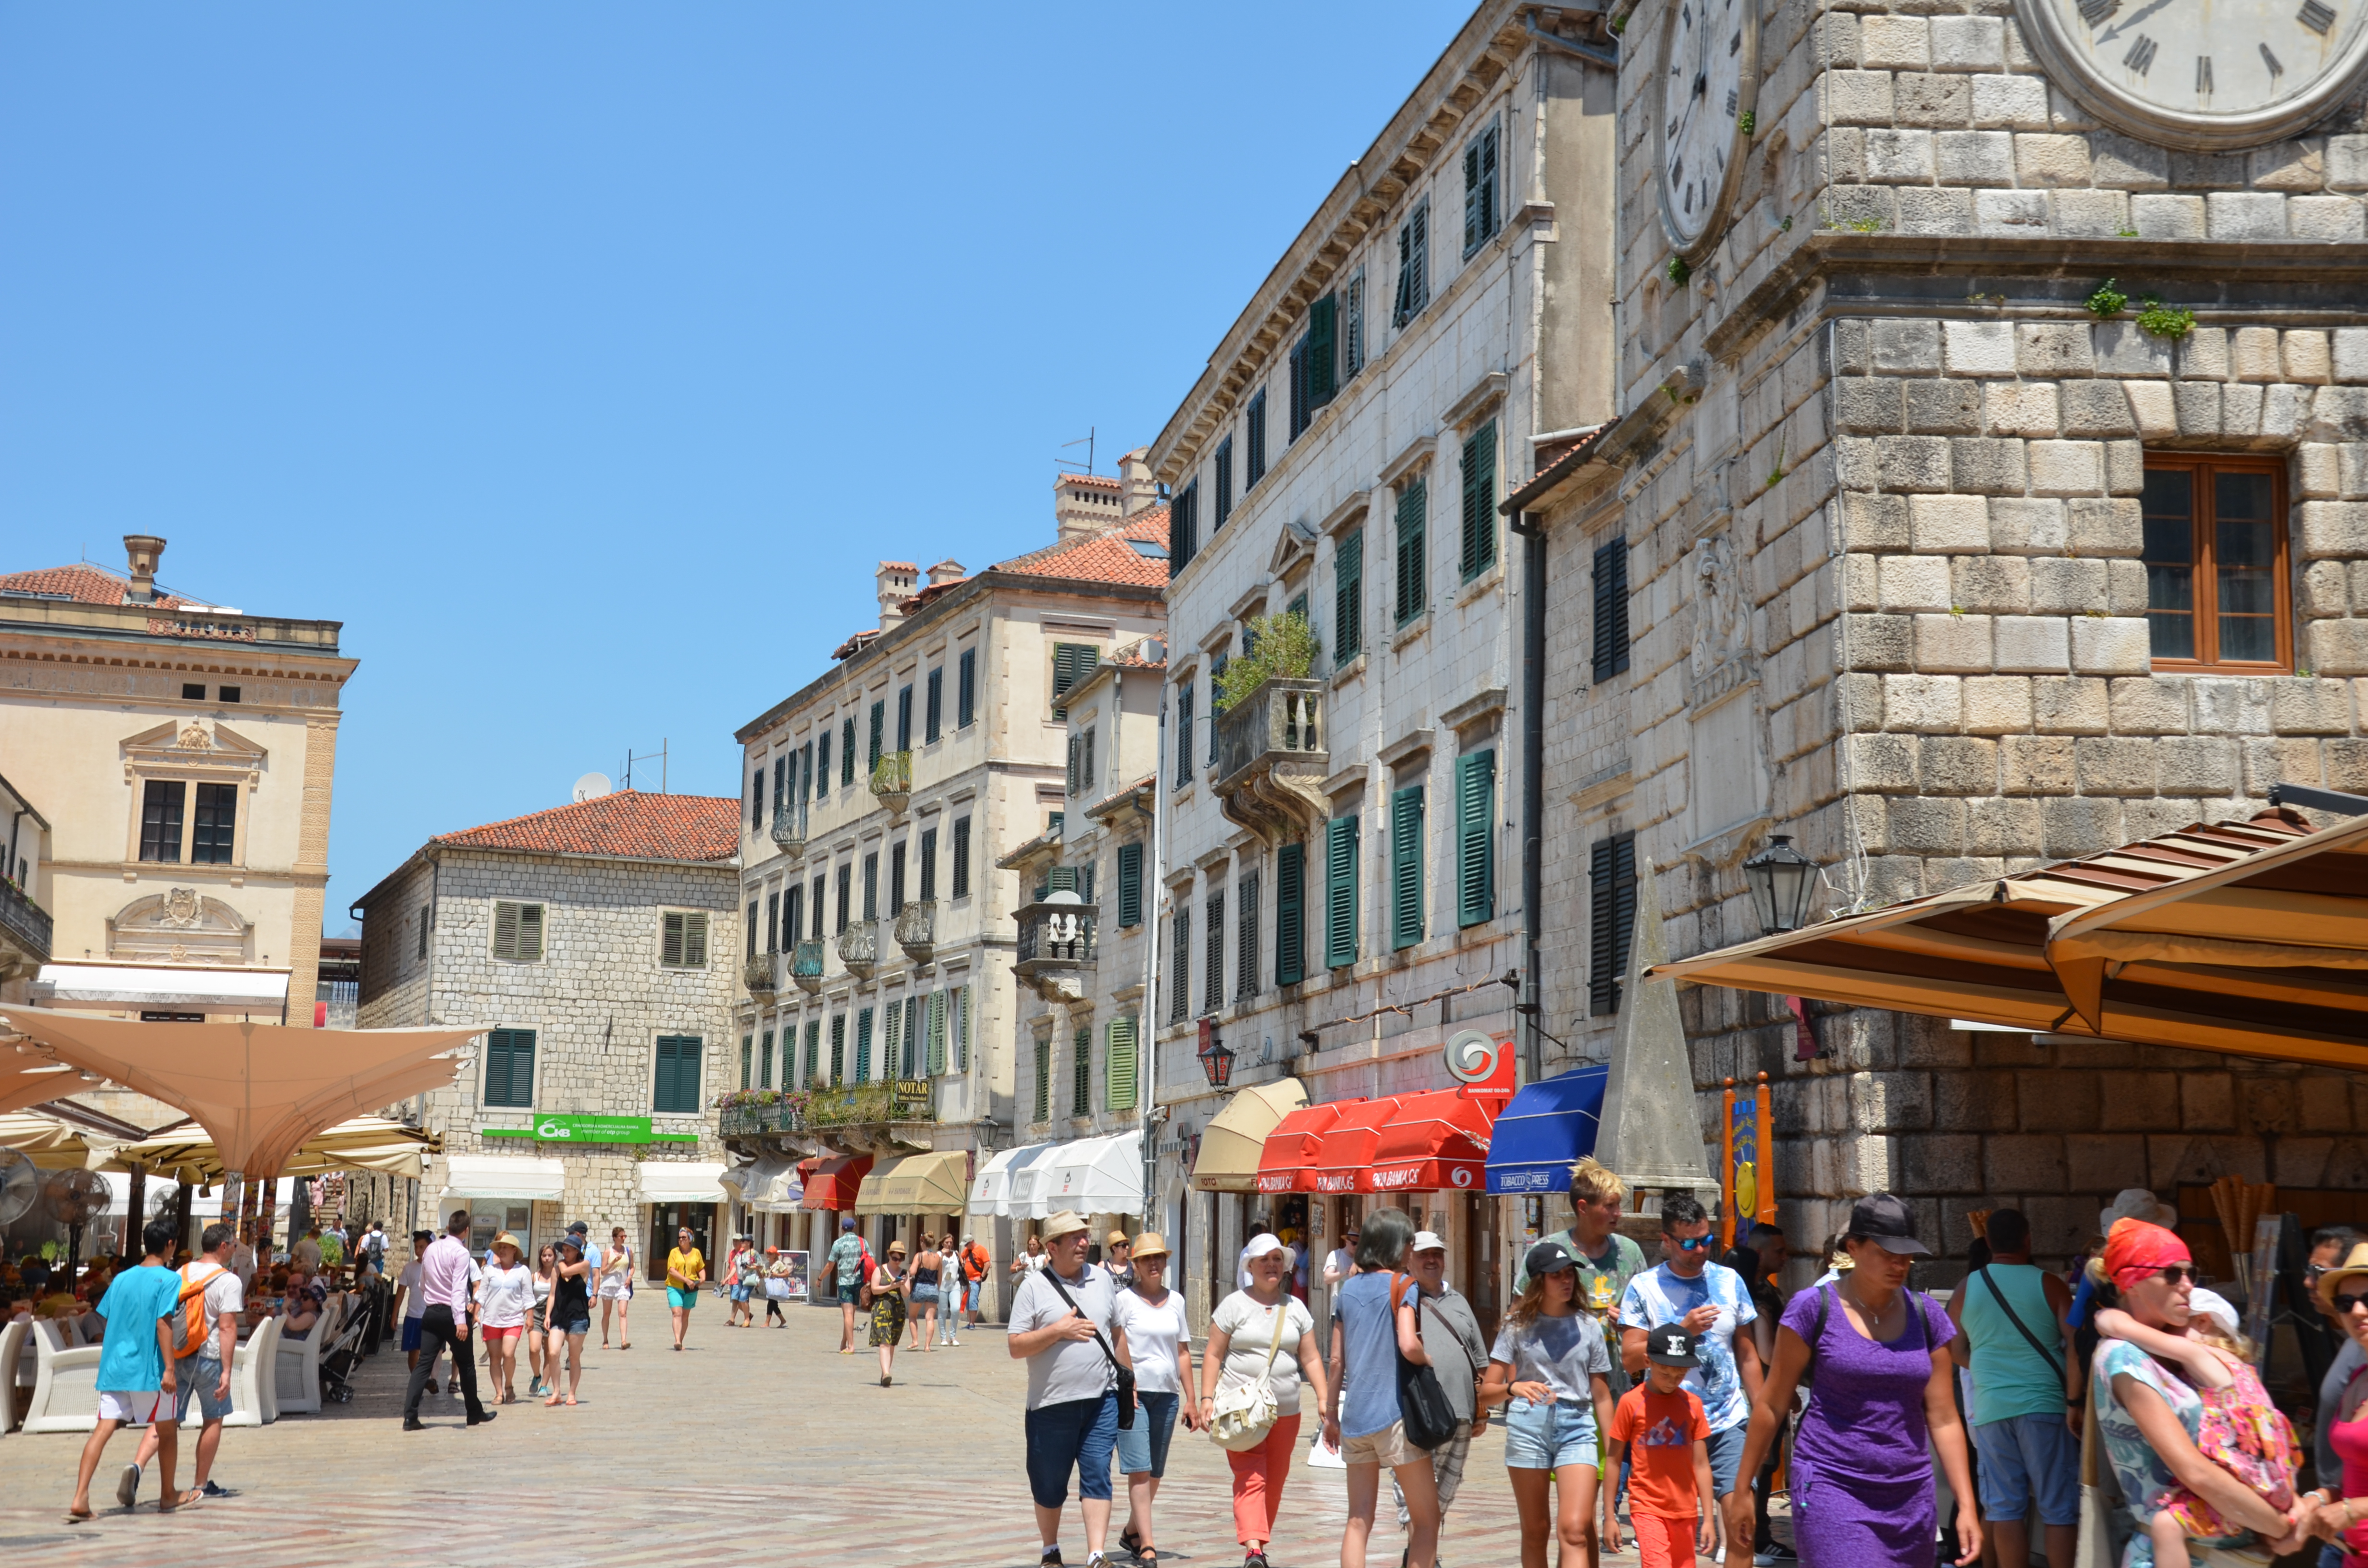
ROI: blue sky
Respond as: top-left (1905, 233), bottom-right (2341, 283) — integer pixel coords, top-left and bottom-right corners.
top-left (0, 4), bottom-right (1460, 926)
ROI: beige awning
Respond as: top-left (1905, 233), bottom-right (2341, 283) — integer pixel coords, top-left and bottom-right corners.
top-left (854, 1151), bottom-right (969, 1216)
top-left (108, 1116), bottom-right (443, 1184)
top-left (0, 1003), bottom-right (481, 1177)
top-left (0, 1059), bottom-right (81, 1116)
top-left (1650, 808), bottom-right (2368, 1070)
top-left (1194, 1077), bottom-right (1308, 1192)
top-left (0, 1111), bottom-right (101, 1169)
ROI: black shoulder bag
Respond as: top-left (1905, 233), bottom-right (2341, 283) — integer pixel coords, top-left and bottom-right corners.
top-left (1976, 1265), bottom-right (2067, 1382)
top-left (1393, 1274), bottom-right (1460, 1451)
top-left (1041, 1269), bottom-right (1136, 1430)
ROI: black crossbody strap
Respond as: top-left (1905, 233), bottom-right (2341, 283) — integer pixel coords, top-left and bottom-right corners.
top-left (1978, 1265), bottom-right (2066, 1382)
top-left (1041, 1267), bottom-right (1123, 1376)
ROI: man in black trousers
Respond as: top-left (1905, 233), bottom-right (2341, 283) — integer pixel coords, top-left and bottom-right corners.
top-left (403, 1209), bottom-right (494, 1431)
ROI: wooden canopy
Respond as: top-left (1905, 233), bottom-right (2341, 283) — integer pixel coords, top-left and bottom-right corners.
top-left (1649, 808), bottom-right (2368, 1069)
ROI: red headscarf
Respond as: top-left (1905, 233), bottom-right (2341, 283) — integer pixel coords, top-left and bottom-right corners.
top-left (2102, 1216), bottom-right (2190, 1288)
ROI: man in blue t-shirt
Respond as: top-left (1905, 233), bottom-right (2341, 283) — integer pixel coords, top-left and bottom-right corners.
top-left (69, 1218), bottom-right (190, 1520)
top-left (1618, 1191), bottom-right (1762, 1553)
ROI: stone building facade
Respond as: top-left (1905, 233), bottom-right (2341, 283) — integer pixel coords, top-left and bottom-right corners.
top-left (1506, 0), bottom-right (2368, 1275)
top-left (353, 789), bottom-right (740, 1273)
top-left (1145, 0), bottom-right (1618, 1328)
top-left (726, 469), bottom-right (1168, 1277)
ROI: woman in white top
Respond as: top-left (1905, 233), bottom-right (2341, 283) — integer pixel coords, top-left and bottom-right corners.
top-left (1112, 1233), bottom-right (1196, 1567)
top-left (599, 1226), bottom-right (635, 1350)
top-left (1199, 1234), bottom-right (1332, 1568)
top-left (476, 1234), bottom-right (537, 1405)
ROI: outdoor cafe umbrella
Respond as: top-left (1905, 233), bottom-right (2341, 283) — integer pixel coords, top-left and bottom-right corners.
top-left (1648, 807), bottom-right (2368, 1070)
top-left (107, 1115), bottom-right (443, 1184)
top-left (0, 1056), bottom-right (83, 1116)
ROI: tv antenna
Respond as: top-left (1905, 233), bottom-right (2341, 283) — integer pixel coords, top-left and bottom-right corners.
top-left (621, 739), bottom-right (668, 794)
top-left (1057, 428), bottom-right (1097, 476)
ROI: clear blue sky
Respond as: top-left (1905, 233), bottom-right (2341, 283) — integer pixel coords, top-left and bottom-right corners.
top-left (0, 3), bottom-right (1459, 928)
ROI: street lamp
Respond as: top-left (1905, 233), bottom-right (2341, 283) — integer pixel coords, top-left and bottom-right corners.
top-left (1742, 834), bottom-right (1818, 936)
top-left (1196, 1019), bottom-right (1236, 1090)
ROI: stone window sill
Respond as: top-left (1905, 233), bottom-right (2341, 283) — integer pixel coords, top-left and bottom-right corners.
top-left (1456, 560), bottom-right (1506, 606)
top-left (1393, 614), bottom-right (1431, 652)
top-left (1331, 652), bottom-right (1369, 688)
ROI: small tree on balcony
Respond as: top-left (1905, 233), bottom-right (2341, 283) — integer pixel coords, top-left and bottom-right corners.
top-left (1214, 611), bottom-right (1320, 712)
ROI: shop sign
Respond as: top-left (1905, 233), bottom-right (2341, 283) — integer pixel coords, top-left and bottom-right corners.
top-left (483, 1114), bottom-right (698, 1145)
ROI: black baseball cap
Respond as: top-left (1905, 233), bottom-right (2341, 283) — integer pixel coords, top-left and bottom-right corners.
top-left (1848, 1193), bottom-right (1931, 1256)
top-left (1647, 1326), bottom-right (1700, 1367)
top-left (567, 1220), bottom-right (589, 1234)
top-left (1524, 1239), bottom-right (1578, 1279)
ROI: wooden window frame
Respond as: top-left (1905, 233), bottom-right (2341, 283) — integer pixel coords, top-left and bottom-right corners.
top-left (2140, 453), bottom-right (2293, 674)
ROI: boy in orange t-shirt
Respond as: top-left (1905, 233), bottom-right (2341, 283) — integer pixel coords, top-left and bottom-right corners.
top-left (1607, 1326), bottom-right (1718, 1568)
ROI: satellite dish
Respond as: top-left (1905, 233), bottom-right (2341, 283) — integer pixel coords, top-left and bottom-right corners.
top-left (42, 1168), bottom-right (109, 1227)
top-left (0, 1148), bottom-right (37, 1225)
top-left (573, 772), bottom-right (612, 803)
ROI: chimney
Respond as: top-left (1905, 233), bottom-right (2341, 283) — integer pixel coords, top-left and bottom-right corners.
top-left (925, 559), bottom-right (965, 588)
top-left (123, 535), bottom-right (166, 604)
top-left (876, 561), bottom-right (919, 630)
top-left (1053, 474), bottom-right (1114, 542)
top-left (1119, 447), bottom-right (1157, 516)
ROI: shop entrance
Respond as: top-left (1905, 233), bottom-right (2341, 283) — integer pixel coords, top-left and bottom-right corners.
top-left (646, 1202), bottom-right (717, 1282)
top-left (1463, 1195), bottom-right (1505, 1342)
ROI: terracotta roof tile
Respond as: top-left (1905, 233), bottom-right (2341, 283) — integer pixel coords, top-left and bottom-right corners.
top-left (0, 564), bottom-right (186, 609)
top-left (997, 506), bottom-right (1171, 588)
top-left (434, 789), bottom-right (740, 862)
top-left (1062, 473), bottom-right (1121, 489)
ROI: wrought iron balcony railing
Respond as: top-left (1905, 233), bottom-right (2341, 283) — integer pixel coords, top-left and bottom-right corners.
top-left (769, 803), bottom-right (806, 857)
top-left (741, 953), bottom-right (777, 994)
top-left (870, 751), bottom-right (912, 814)
top-left (806, 1078), bottom-right (934, 1128)
top-left (0, 878), bottom-right (52, 967)
top-left (718, 1097), bottom-right (808, 1138)
top-left (837, 919), bottom-right (878, 979)
top-left (895, 898), bottom-right (936, 961)
top-left (790, 939), bottom-right (826, 995)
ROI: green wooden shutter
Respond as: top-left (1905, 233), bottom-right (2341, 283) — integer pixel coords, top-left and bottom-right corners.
top-left (1395, 478), bottom-right (1427, 625)
top-left (654, 1035), bottom-right (701, 1114)
top-left (1590, 835), bottom-right (1639, 1016)
top-left (1117, 842), bottom-right (1144, 928)
top-left (739, 1035), bottom-right (752, 1091)
top-left (1168, 907), bottom-right (1190, 1023)
top-left (883, 1002), bottom-right (903, 1079)
top-left (1324, 816), bottom-right (1359, 968)
top-left (1275, 841), bottom-right (1306, 986)
top-left (1391, 785), bottom-right (1426, 950)
top-left (854, 1007), bottom-right (874, 1081)
top-left (484, 1028), bottom-right (535, 1107)
top-left (1106, 1017), bottom-right (1138, 1111)
top-left (955, 986), bottom-right (970, 1070)
top-left (1460, 420), bottom-right (1497, 580)
top-left (662, 912), bottom-right (685, 967)
top-left (927, 991), bottom-right (947, 1075)
top-left (868, 701), bottom-right (884, 768)
top-left (1593, 537), bottom-right (1631, 682)
top-left (1072, 1026), bottom-right (1092, 1116)
top-left (804, 1019), bottom-right (821, 1086)
top-left (1033, 1038), bottom-right (1051, 1124)
top-left (1307, 292), bottom-right (1337, 407)
top-left (830, 1015), bottom-right (845, 1082)
top-left (841, 717), bottom-right (856, 783)
top-left (1052, 643), bottom-right (1099, 718)
top-left (1334, 527), bottom-right (1363, 660)
top-left (1456, 750), bottom-right (1497, 928)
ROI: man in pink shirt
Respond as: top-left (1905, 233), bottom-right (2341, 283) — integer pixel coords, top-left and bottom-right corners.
top-left (403, 1210), bottom-right (493, 1430)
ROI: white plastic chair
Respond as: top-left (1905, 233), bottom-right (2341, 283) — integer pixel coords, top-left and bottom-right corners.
top-left (226, 1314), bottom-right (280, 1428)
top-left (273, 1307), bottom-right (328, 1415)
top-left (21, 1319), bottom-right (102, 1433)
top-left (0, 1318), bottom-right (25, 1435)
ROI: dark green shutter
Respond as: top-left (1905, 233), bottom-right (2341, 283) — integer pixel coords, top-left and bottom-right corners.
top-left (1590, 835), bottom-right (1638, 1016)
top-left (1456, 751), bottom-right (1496, 928)
top-left (1324, 816), bottom-right (1358, 968)
top-left (958, 649), bottom-right (976, 727)
top-left (804, 1020), bottom-right (821, 1086)
top-left (1461, 421), bottom-right (1497, 580)
top-left (484, 1028), bottom-right (535, 1108)
top-left (1391, 786), bottom-right (1425, 950)
top-left (855, 1007), bottom-right (874, 1081)
top-left (654, 1035), bottom-right (701, 1114)
top-left (1034, 1038), bottom-right (1051, 1124)
top-left (739, 1035), bottom-right (752, 1091)
top-left (1106, 1017), bottom-right (1138, 1111)
top-left (1052, 643), bottom-right (1098, 718)
top-left (1334, 527), bottom-right (1363, 660)
top-left (1308, 293), bottom-right (1337, 407)
top-left (1395, 479), bottom-right (1426, 625)
top-left (868, 701), bottom-right (884, 768)
top-left (841, 718), bottom-right (856, 783)
top-left (830, 1015), bottom-right (846, 1082)
top-left (1275, 841), bottom-right (1306, 986)
top-left (1117, 842), bottom-right (1144, 928)
top-left (1169, 907), bottom-right (1190, 1023)
top-left (1072, 1026), bottom-right (1091, 1115)
top-left (1593, 538), bottom-right (1631, 682)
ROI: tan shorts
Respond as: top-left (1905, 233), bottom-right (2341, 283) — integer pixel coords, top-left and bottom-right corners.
top-left (1342, 1420), bottom-right (1417, 1468)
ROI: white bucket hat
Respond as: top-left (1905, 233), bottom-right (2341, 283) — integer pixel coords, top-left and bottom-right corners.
top-left (1238, 1232), bottom-right (1295, 1289)
top-left (2099, 1188), bottom-right (2178, 1237)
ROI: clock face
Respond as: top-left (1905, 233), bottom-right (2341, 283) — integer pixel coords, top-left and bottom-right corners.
top-left (1657, 0), bottom-right (1759, 257)
top-left (2018, 0), bottom-right (2368, 147)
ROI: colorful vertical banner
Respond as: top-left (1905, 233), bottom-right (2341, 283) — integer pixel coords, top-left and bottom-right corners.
top-left (1721, 1073), bottom-right (1774, 1248)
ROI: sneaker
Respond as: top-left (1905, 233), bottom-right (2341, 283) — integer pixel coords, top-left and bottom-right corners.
top-left (1245, 1554), bottom-right (1271, 1568)
top-left (1040, 1549), bottom-right (1063, 1568)
top-left (116, 1463), bottom-right (140, 1508)
top-left (1085, 1555), bottom-right (1108, 1568)
top-left (200, 1482), bottom-right (238, 1499)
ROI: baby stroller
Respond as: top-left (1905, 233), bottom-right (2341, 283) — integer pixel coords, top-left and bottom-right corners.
top-left (317, 1301), bottom-right (369, 1404)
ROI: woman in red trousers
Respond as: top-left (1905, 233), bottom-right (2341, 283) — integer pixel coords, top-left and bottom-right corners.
top-left (1199, 1235), bottom-right (1332, 1568)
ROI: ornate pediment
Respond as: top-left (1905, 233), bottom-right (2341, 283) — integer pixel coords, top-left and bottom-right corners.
top-left (108, 889), bottom-right (253, 964)
top-left (121, 719), bottom-right (267, 781)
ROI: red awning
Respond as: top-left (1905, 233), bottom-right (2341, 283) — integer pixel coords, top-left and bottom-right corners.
top-left (1312, 1097), bottom-right (1405, 1194)
top-left (1255, 1101), bottom-right (1361, 1194)
top-left (800, 1153), bottom-right (873, 1212)
top-left (1365, 1085), bottom-right (1507, 1195)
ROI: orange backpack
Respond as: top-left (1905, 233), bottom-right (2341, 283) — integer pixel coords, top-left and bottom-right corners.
top-left (171, 1264), bottom-right (227, 1359)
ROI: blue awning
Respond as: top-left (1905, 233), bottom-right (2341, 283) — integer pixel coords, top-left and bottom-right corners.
top-left (1484, 1065), bottom-right (1610, 1194)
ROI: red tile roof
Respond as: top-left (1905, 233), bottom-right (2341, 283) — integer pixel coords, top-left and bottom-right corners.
top-left (0, 564), bottom-right (186, 609)
top-left (434, 789), bottom-right (740, 862)
top-left (832, 628), bottom-right (882, 661)
top-left (1062, 473), bottom-right (1121, 489)
top-left (998, 506), bottom-right (1171, 588)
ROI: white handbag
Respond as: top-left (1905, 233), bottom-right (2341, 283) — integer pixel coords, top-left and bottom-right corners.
top-left (1209, 1298), bottom-right (1290, 1453)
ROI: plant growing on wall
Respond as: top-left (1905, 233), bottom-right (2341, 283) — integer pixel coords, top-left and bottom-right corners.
top-left (1213, 611), bottom-right (1319, 713)
top-left (2085, 278), bottom-right (2128, 318)
top-left (2136, 297), bottom-right (2195, 339)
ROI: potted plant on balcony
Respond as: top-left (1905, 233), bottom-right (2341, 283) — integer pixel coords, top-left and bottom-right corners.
top-left (1212, 611), bottom-right (1320, 712)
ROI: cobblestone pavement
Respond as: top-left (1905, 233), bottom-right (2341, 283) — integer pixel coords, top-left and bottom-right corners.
top-left (0, 1302), bottom-right (1705, 1568)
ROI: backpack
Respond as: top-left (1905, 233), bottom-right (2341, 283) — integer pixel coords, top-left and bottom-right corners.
top-left (171, 1264), bottom-right (227, 1359)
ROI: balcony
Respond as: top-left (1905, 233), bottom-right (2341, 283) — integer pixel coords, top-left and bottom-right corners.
top-left (790, 939), bottom-right (826, 995)
top-left (741, 953), bottom-right (777, 995)
top-left (769, 804), bottom-right (806, 858)
top-left (0, 878), bottom-right (51, 978)
top-left (805, 1079), bottom-right (936, 1151)
top-left (1014, 893), bottom-right (1095, 996)
top-left (895, 898), bottom-right (937, 963)
top-left (870, 751), bottom-right (912, 815)
top-left (718, 1093), bottom-right (808, 1139)
top-left (837, 919), bottom-right (879, 980)
top-left (1214, 676), bottom-right (1330, 845)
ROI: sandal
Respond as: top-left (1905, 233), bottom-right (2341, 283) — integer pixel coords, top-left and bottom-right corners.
top-left (158, 1490), bottom-right (203, 1512)
top-left (1120, 1528), bottom-right (1142, 1557)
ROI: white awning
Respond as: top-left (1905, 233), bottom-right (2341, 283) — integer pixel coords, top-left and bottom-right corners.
top-left (994, 1141), bottom-right (1063, 1218)
top-left (1032, 1131), bottom-right (1144, 1219)
top-left (637, 1160), bottom-right (728, 1204)
top-left (723, 1157), bottom-right (803, 1213)
top-left (34, 963), bottom-right (290, 1013)
top-left (968, 1144), bottom-right (1033, 1215)
top-left (440, 1154), bottom-right (566, 1201)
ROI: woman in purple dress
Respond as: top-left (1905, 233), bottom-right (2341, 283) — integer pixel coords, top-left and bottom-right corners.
top-left (1727, 1194), bottom-right (1981, 1567)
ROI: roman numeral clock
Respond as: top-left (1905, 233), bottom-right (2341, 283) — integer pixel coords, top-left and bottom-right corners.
top-left (2019, 0), bottom-right (2368, 146)
top-left (1656, 0), bottom-right (1760, 259)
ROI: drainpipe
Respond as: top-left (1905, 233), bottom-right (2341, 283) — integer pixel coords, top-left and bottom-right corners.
top-left (1514, 510), bottom-right (1547, 1086)
top-left (1140, 695), bottom-right (1167, 1232)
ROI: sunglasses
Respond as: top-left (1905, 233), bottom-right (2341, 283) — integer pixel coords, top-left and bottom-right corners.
top-left (2334, 1291), bottom-right (2368, 1315)
top-left (2154, 1263), bottom-right (2197, 1286)
top-left (1673, 1235), bottom-right (1714, 1252)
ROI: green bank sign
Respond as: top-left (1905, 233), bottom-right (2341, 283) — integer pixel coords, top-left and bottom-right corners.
top-left (482, 1115), bottom-right (698, 1145)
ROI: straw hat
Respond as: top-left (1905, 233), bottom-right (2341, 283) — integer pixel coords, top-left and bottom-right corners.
top-left (2318, 1241), bottom-right (2368, 1313)
top-left (490, 1232), bottom-right (522, 1256)
top-left (1041, 1210), bottom-right (1089, 1242)
top-left (1130, 1231), bottom-right (1171, 1261)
